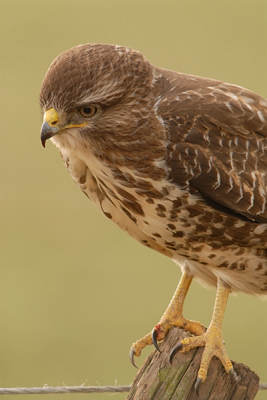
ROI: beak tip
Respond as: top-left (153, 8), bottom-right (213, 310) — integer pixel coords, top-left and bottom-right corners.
top-left (40, 131), bottom-right (47, 148)
top-left (40, 120), bottom-right (59, 147)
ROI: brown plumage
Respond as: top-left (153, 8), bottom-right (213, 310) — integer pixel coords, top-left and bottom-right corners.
top-left (40, 43), bottom-right (267, 389)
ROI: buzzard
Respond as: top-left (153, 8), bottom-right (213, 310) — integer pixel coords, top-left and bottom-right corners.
top-left (40, 44), bottom-right (267, 391)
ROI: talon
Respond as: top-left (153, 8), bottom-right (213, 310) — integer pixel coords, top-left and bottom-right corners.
top-left (169, 342), bottom-right (183, 364)
top-left (152, 328), bottom-right (161, 352)
top-left (229, 368), bottom-right (239, 382)
top-left (195, 377), bottom-right (202, 396)
top-left (129, 349), bottom-right (139, 369)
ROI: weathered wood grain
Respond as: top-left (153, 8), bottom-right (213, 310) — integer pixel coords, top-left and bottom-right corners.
top-left (127, 327), bottom-right (259, 400)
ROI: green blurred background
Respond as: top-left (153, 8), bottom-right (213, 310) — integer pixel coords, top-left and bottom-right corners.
top-left (1, 1), bottom-right (267, 399)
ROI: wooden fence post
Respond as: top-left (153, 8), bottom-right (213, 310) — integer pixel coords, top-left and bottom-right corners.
top-left (126, 327), bottom-right (259, 400)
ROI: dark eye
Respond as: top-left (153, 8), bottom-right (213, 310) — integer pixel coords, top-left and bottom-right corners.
top-left (80, 106), bottom-right (98, 117)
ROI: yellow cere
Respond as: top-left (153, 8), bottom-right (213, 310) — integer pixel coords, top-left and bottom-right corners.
top-left (43, 108), bottom-right (59, 127)
top-left (44, 107), bottom-right (87, 129)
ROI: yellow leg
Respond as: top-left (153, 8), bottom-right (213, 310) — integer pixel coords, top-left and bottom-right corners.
top-left (130, 270), bottom-right (205, 364)
top-left (155, 270), bottom-right (205, 341)
top-left (171, 277), bottom-right (235, 391)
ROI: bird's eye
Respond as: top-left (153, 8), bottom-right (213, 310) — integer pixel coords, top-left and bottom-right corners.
top-left (79, 106), bottom-right (98, 117)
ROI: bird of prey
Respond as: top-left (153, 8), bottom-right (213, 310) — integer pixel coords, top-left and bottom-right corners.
top-left (40, 43), bottom-right (267, 391)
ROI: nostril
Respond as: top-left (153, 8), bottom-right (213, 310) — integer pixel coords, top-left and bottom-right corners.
top-left (51, 120), bottom-right (58, 126)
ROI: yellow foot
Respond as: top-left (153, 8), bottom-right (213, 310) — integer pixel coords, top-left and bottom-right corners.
top-left (129, 316), bottom-right (205, 367)
top-left (129, 271), bottom-right (205, 368)
top-left (170, 327), bottom-right (238, 394)
top-left (168, 277), bottom-right (239, 394)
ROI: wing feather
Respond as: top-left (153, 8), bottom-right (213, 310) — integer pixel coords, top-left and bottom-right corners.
top-left (156, 68), bottom-right (267, 222)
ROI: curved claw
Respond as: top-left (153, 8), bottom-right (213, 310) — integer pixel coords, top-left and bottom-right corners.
top-left (169, 342), bottom-right (183, 364)
top-left (195, 377), bottom-right (202, 396)
top-left (152, 328), bottom-right (161, 352)
top-left (129, 349), bottom-right (139, 369)
top-left (229, 368), bottom-right (239, 382)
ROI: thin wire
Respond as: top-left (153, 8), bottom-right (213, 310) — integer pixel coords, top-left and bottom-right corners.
top-left (0, 383), bottom-right (265, 394)
top-left (0, 386), bottom-right (131, 395)
top-left (259, 382), bottom-right (267, 390)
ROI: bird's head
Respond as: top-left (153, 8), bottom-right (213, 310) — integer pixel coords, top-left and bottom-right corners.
top-left (39, 43), bottom-right (156, 153)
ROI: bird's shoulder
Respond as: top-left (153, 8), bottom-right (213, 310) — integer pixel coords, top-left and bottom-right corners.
top-left (153, 66), bottom-right (267, 137)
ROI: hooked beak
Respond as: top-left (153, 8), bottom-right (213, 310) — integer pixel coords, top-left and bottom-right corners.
top-left (40, 108), bottom-right (60, 148)
top-left (40, 108), bottom-right (87, 148)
